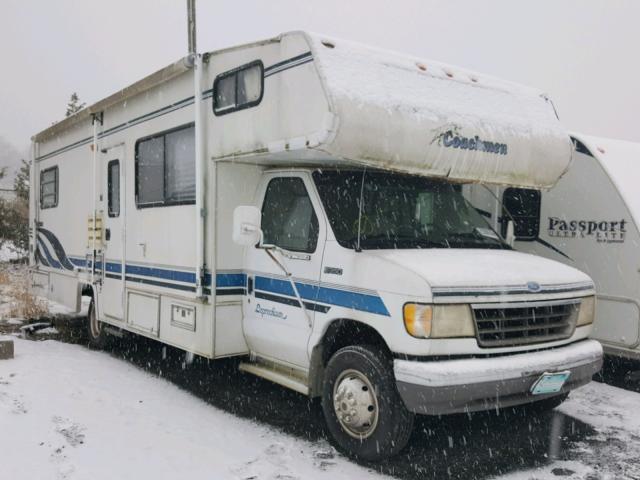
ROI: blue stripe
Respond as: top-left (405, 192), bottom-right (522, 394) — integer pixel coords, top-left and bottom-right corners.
top-left (216, 273), bottom-right (246, 288)
top-left (69, 257), bottom-right (86, 267)
top-left (125, 264), bottom-right (195, 283)
top-left (263, 51), bottom-right (312, 74)
top-left (254, 276), bottom-right (390, 317)
top-left (37, 238), bottom-right (62, 270)
top-left (106, 262), bottom-right (122, 273)
top-left (255, 276), bottom-right (295, 296)
top-left (42, 253), bottom-right (387, 316)
top-left (298, 283), bottom-right (390, 317)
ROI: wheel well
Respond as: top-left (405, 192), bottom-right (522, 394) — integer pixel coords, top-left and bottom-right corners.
top-left (81, 283), bottom-right (94, 298)
top-left (308, 319), bottom-right (392, 397)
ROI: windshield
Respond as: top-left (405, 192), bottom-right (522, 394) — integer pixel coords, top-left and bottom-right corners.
top-left (313, 170), bottom-right (507, 250)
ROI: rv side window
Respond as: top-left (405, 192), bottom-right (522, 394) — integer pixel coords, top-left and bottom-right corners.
top-left (502, 188), bottom-right (541, 240)
top-left (213, 61), bottom-right (264, 115)
top-left (135, 123), bottom-right (195, 208)
top-left (40, 166), bottom-right (58, 209)
top-left (261, 178), bottom-right (319, 253)
top-left (108, 160), bottom-right (120, 217)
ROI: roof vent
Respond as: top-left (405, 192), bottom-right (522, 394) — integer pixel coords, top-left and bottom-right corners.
top-left (416, 62), bottom-right (427, 72)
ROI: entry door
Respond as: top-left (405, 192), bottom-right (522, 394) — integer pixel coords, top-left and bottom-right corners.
top-left (101, 146), bottom-right (125, 321)
top-left (242, 174), bottom-right (326, 368)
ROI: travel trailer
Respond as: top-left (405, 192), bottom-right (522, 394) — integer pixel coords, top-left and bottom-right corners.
top-left (29, 31), bottom-right (603, 460)
top-left (467, 133), bottom-right (640, 362)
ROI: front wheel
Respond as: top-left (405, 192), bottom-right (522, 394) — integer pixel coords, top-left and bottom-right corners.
top-left (87, 299), bottom-right (108, 349)
top-left (321, 345), bottom-right (414, 461)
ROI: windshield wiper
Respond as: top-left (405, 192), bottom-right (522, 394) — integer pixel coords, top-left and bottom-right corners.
top-left (445, 232), bottom-right (508, 249)
top-left (349, 234), bottom-right (449, 249)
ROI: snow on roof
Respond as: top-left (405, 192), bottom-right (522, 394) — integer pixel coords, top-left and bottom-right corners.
top-left (572, 132), bottom-right (640, 226)
top-left (305, 32), bottom-right (573, 189)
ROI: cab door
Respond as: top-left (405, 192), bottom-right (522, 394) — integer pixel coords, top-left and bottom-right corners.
top-left (100, 146), bottom-right (125, 321)
top-left (242, 173), bottom-right (326, 368)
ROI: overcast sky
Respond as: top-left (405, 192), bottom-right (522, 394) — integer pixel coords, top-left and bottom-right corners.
top-left (0, 0), bottom-right (638, 152)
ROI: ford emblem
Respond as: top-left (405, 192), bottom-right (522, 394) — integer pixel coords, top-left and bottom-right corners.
top-left (527, 281), bottom-right (542, 292)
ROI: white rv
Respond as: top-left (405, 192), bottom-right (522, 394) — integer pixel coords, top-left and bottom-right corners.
top-left (467, 133), bottom-right (640, 362)
top-left (29, 32), bottom-right (603, 460)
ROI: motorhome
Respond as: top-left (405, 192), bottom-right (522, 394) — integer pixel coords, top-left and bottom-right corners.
top-left (29, 31), bottom-right (603, 460)
top-left (467, 133), bottom-right (640, 362)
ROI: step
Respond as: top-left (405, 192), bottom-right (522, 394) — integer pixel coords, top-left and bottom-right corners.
top-left (239, 359), bottom-right (309, 395)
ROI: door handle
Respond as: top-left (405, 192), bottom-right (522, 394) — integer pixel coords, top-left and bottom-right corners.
top-left (247, 276), bottom-right (254, 295)
top-left (105, 228), bottom-right (111, 241)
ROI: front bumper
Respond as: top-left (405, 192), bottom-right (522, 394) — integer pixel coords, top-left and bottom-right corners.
top-left (394, 339), bottom-right (603, 415)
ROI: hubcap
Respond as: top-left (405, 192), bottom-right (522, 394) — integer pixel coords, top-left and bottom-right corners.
top-left (332, 369), bottom-right (379, 438)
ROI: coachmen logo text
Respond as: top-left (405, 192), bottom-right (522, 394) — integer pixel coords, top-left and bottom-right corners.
top-left (548, 217), bottom-right (627, 243)
top-left (439, 130), bottom-right (508, 156)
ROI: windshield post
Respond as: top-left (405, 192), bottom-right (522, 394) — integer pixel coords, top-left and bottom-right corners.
top-left (355, 169), bottom-right (366, 252)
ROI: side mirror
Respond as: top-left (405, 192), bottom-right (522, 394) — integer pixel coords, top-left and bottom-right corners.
top-left (506, 220), bottom-right (516, 247)
top-left (232, 206), bottom-right (262, 246)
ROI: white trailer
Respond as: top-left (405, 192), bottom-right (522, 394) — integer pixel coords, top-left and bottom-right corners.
top-left (30, 31), bottom-right (602, 460)
top-left (467, 133), bottom-right (640, 362)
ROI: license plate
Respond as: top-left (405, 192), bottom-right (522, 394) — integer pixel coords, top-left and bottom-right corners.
top-left (530, 371), bottom-right (571, 395)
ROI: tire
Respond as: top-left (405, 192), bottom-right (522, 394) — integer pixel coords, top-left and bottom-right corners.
top-left (321, 345), bottom-right (415, 461)
top-left (87, 299), bottom-right (108, 349)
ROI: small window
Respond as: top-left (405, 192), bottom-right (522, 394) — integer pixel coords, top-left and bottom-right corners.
top-left (213, 61), bottom-right (264, 116)
top-left (40, 166), bottom-right (58, 209)
top-left (135, 124), bottom-right (195, 208)
top-left (502, 188), bottom-right (541, 240)
top-left (108, 160), bottom-right (120, 217)
top-left (261, 178), bottom-right (319, 253)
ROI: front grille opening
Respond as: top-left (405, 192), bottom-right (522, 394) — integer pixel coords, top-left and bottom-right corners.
top-left (472, 301), bottom-right (579, 348)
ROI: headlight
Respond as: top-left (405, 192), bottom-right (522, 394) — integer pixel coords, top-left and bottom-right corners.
top-left (403, 303), bottom-right (475, 339)
top-left (576, 296), bottom-right (595, 327)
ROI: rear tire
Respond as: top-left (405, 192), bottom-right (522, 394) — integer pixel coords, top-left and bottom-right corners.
top-left (321, 345), bottom-right (414, 461)
top-left (87, 299), bottom-right (108, 349)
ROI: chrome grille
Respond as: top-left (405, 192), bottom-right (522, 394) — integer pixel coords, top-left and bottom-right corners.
top-left (472, 299), bottom-right (580, 348)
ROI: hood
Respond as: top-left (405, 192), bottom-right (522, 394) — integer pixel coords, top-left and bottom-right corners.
top-left (364, 249), bottom-right (593, 298)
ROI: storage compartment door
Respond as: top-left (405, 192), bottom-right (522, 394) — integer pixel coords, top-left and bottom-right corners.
top-left (127, 291), bottom-right (160, 336)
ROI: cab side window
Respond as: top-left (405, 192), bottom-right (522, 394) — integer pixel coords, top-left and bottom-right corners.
top-left (502, 187), bottom-right (541, 240)
top-left (261, 178), bottom-right (319, 253)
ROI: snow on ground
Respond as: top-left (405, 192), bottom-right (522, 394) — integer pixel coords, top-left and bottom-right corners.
top-left (0, 338), bottom-right (386, 480)
top-left (2, 336), bottom-right (640, 480)
top-left (559, 381), bottom-right (640, 434)
top-left (0, 242), bottom-right (24, 262)
top-left (495, 382), bottom-right (640, 480)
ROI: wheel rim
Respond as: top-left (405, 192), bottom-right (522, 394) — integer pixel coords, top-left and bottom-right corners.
top-left (332, 369), bottom-right (379, 439)
top-left (89, 304), bottom-right (102, 339)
